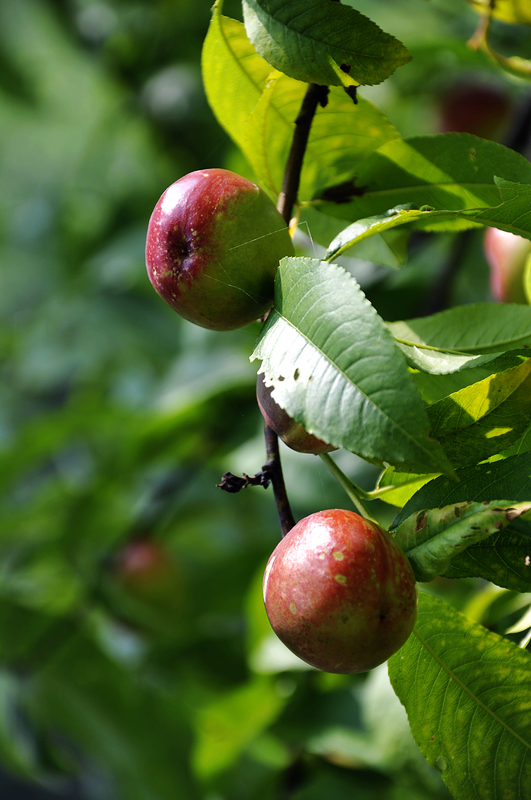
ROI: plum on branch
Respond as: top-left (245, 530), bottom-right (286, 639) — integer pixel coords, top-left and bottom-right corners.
top-left (263, 509), bottom-right (418, 673)
top-left (145, 168), bottom-right (294, 330)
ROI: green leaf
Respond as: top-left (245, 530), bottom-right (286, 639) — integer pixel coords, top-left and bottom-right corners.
top-left (324, 181), bottom-right (531, 251)
top-left (192, 677), bottom-right (286, 778)
top-left (389, 593), bottom-right (531, 800)
top-left (393, 453), bottom-right (531, 526)
top-left (426, 356), bottom-right (531, 468)
top-left (398, 347), bottom-right (500, 375)
top-left (300, 206), bottom-right (409, 268)
top-left (442, 529), bottom-right (531, 591)
top-left (391, 454), bottom-right (531, 591)
top-left (251, 257), bottom-right (454, 475)
top-left (393, 500), bottom-right (531, 582)
top-left (377, 468), bottom-right (440, 508)
top-left (388, 306), bottom-right (531, 356)
top-left (312, 134), bottom-right (531, 222)
top-left (201, 10), bottom-right (272, 160)
top-left (202, 13), bottom-right (398, 201)
top-left (244, 76), bottom-right (399, 200)
top-left (242, 0), bottom-right (411, 88)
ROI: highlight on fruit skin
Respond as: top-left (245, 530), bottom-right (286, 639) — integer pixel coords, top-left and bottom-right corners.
top-left (263, 509), bottom-right (418, 674)
top-left (256, 373), bottom-right (337, 455)
top-left (145, 168), bottom-right (294, 331)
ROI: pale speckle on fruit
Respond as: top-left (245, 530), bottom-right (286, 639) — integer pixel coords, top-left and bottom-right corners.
top-left (332, 551), bottom-right (344, 561)
top-left (335, 574), bottom-right (347, 584)
top-left (289, 602), bottom-right (297, 614)
top-left (318, 552), bottom-right (326, 560)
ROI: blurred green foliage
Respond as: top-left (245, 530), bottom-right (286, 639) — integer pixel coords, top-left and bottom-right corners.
top-left (0, 0), bottom-right (529, 798)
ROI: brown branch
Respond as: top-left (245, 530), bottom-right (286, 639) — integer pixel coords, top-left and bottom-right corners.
top-left (276, 83), bottom-right (329, 224)
top-left (216, 427), bottom-right (295, 538)
top-left (263, 424), bottom-right (296, 537)
top-left (221, 84), bottom-right (324, 535)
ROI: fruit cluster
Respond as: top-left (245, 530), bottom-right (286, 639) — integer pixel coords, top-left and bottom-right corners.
top-left (145, 169), bottom-right (418, 673)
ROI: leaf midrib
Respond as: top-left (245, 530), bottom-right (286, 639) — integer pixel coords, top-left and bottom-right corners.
top-left (414, 626), bottom-right (531, 753)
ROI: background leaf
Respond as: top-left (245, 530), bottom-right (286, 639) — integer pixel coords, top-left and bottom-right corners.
top-left (389, 593), bottom-right (531, 800)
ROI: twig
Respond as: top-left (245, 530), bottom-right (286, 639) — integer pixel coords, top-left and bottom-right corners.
top-left (263, 425), bottom-right (296, 537)
top-left (276, 83), bottom-right (329, 224)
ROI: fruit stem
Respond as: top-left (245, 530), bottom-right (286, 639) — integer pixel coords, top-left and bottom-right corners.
top-left (277, 83), bottom-right (329, 225)
top-left (319, 453), bottom-right (378, 523)
top-left (263, 424), bottom-right (297, 537)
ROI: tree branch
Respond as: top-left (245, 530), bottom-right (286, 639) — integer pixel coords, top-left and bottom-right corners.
top-left (276, 83), bottom-right (329, 224)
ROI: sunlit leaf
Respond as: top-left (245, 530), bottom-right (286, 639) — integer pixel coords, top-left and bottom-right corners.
top-left (242, 0), bottom-right (411, 87)
top-left (426, 356), bottom-right (531, 467)
top-left (251, 257), bottom-right (454, 475)
top-left (389, 593), bottom-right (531, 800)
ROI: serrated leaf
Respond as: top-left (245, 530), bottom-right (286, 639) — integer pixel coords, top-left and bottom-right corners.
top-left (251, 256), bottom-right (454, 475)
top-left (311, 134), bottom-right (531, 223)
top-left (391, 454), bottom-right (531, 591)
top-left (388, 306), bottom-right (531, 355)
top-left (426, 356), bottom-right (531, 468)
top-left (244, 76), bottom-right (399, 200)
top-left (393, 500), bottom-right (531, 582)
top-left (242, 0), bottom-right (411, 88)
top-left (389, 593), bottom-right (531, 800)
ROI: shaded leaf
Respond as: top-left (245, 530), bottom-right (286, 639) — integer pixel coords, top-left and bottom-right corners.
top-left (312, 134), bottom-right (531, 223)
top-left (388, 307), bottom-right (531, 356)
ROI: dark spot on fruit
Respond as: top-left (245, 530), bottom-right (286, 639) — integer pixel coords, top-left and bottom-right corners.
top-left (169, 232), bottom-right (192, 269)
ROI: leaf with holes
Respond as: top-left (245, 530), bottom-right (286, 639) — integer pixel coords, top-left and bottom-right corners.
top-left (251, 256), bottom-right (454, 476)
top-left (242, 0), bottom-right (411, 88)
top-left (393, 499), bottom-right (531, 582)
